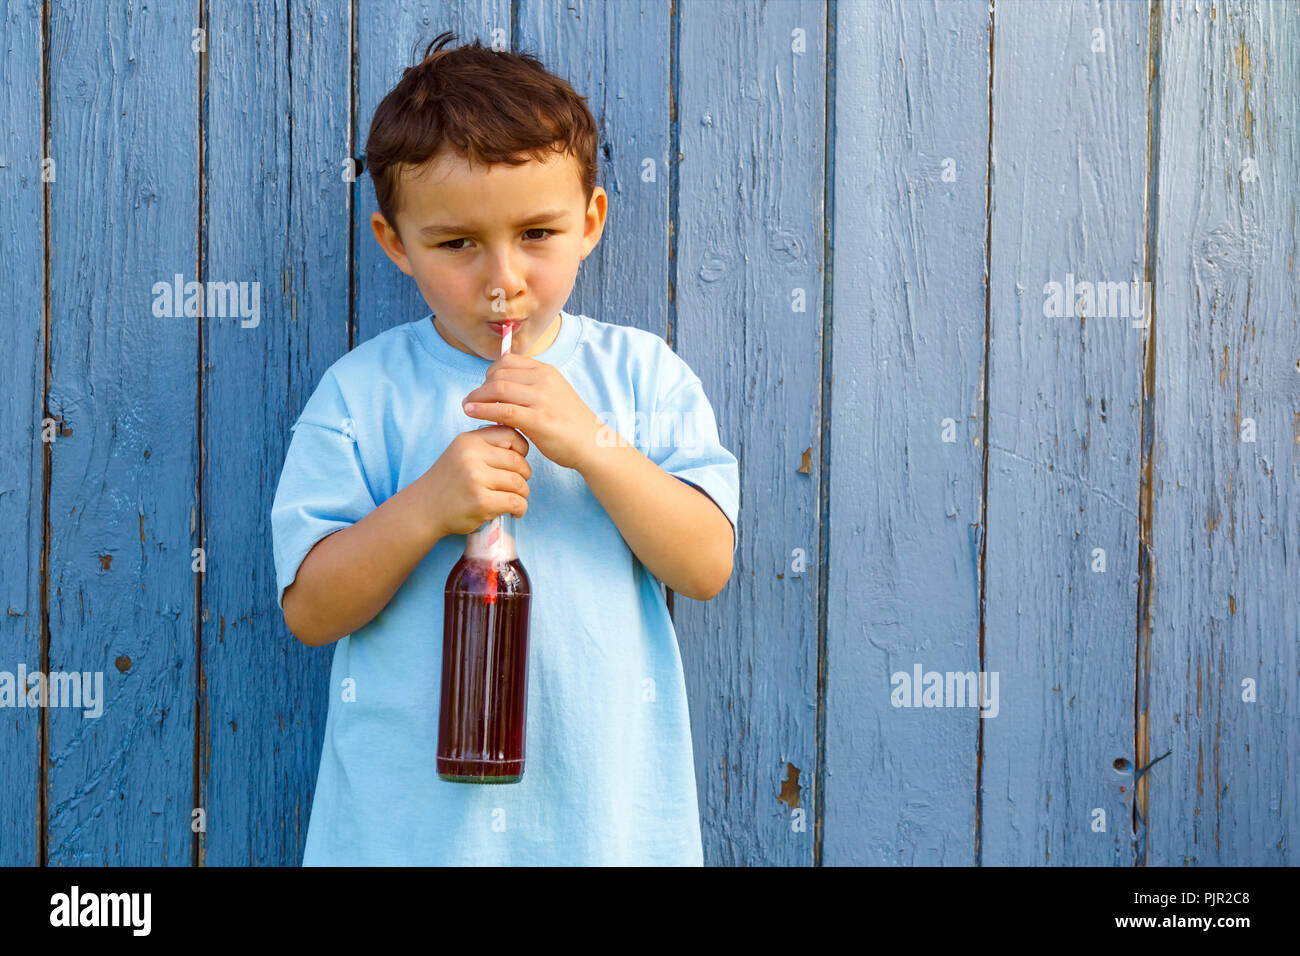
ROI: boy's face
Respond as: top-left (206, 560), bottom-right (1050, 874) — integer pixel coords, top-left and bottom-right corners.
top-left (371, 147), bottom-right (606, 360)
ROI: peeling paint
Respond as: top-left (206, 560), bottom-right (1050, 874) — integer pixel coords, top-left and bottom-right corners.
top-left (778, 762), bottom-right (801, 810)
top-left (1233, 33), bottom-right (1255, 146)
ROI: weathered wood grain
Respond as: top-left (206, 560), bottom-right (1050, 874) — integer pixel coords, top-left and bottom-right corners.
top-left (201, 0), bottom-right (349, 866)
top-left (674, 0), bottom-right (825, 866)
top-left (1146, 0), bottom-right (1299, 866)
top-left (827, 0), bottom-right (989, 866)
top-left (0, 0), bottom-right (45, 866)
top-left (982, 0), bottom-right (1151, 865)
top-left (45, 0), bottom-right (198, 864)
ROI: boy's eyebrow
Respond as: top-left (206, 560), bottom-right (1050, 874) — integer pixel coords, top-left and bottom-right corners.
top-left (418, 209), bottom-right (570, 238)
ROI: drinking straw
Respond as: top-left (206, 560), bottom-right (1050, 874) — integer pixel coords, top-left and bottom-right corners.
top-left (484, 321), bottom-right (515, 559)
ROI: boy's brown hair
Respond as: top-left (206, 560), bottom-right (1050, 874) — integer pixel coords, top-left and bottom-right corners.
top-left (365, 31), bottom-right (600, 239)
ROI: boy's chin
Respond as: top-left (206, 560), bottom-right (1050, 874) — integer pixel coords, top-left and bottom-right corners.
top-left (434, 314), bottom-right (500, 359)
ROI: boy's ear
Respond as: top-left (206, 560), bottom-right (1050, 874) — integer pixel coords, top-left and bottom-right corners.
top-left (579, 186), bottom-right (608, 262)
top-left (371, 211), bottom-right (414, 277)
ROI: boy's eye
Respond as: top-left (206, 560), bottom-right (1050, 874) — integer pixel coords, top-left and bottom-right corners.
top-left (438, 229), bottom-right (554, 251)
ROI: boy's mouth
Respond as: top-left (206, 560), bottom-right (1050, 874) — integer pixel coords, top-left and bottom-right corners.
top-left (488, 319), bottom-right (527, 335)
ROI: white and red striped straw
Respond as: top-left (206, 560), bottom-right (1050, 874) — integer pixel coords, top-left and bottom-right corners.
top-left (484, 321), bottom-right (516, 557)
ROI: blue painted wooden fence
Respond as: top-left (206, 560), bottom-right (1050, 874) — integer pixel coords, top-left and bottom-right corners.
top-left (1, 0), bottom-right (1295, 866)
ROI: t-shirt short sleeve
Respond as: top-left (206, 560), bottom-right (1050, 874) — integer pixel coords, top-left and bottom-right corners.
top-left (270, 369), bottom-right (380, 609)
top-left (643, 343), bottom-right (740, 555)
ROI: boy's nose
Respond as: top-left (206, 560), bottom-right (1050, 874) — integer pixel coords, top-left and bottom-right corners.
top-left (485, 254), bottom-right (526, 293)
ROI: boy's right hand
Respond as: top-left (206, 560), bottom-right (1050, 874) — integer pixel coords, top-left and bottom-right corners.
top-left (422, 424), bottom-right (532, 537)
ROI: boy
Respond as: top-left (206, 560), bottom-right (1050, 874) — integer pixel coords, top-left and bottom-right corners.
top-left (271, 33), bottom-right (739, 865)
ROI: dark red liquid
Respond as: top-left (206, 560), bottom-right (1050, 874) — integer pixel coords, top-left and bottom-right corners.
top-left (437, 556), bottom-right (531, 783)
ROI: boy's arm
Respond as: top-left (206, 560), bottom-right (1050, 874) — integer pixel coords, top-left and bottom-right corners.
top-left (282, 472), bottom-right (444, 646)
top-left (576, 425), bottom-right (734, 601)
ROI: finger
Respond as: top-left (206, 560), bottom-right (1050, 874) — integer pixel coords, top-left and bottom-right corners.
top-left (485, 443), bottom-right (532, 480)
top-left (472, 400), bottom-right (530, 430)
top-left (465, 380), bottom-right (534, 407)
top-left (491, 490), bottom-right (528, 520)
top-left (478, 424), bottom-right (530, 457)
top-left (484, 467), bottom-right (529, 499)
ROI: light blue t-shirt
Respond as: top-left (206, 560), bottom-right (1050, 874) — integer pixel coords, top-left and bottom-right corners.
top-left (270, 309), bottom-right (739, 866)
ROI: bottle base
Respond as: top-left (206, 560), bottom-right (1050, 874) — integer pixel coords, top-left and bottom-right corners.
top-left (438, 772), bottom-right (523, 785)
top-left (437, 756), bottom-right (524, 785)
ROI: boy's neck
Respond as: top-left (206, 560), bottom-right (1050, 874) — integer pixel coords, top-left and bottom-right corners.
top-left (523, 312), bottom-right (562, 356)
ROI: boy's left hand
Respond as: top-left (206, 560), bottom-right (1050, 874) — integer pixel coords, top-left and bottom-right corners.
top-left (461, 353), bottom-right (601, 472)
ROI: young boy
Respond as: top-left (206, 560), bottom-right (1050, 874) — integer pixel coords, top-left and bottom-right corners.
top-left (271, 33), bottom-right (739, 866)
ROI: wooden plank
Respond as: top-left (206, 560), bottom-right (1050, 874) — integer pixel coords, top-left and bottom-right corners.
top-left (982, 0), bottom-right (1150, 865)
top-left (675, 0), bottom-right (824, 865)
top-left (826, 0), bottom-right (989, 865)
top-left (354, 0), bottom-right (510, 345)
top-left (1146, 0), bottom-right (1300, 865)
top-left (0, 0), bottom-right (45, 866)
top-left (201, 0), bottom-right (350, 866)
top-left (45, 0), bottom-right (198, 864)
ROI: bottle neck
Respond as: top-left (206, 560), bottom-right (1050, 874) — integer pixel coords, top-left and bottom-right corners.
top-left (472, 511), bottom-right (514, 534)
top-left (465, 512), bottom-right (518, 562)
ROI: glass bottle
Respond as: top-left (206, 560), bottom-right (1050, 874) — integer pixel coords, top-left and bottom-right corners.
top-left (437, 509), bottom-right (532, 783)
